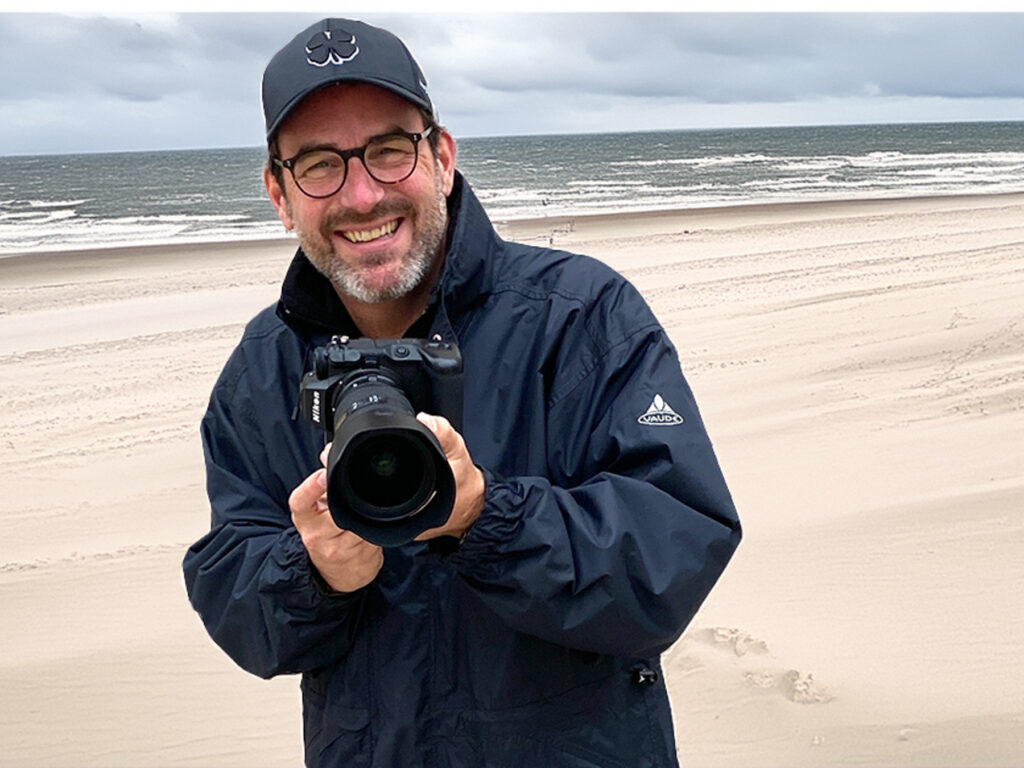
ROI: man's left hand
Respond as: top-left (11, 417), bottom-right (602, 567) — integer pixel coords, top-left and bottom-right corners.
top-left (414, 413), bottom-right (484, 541)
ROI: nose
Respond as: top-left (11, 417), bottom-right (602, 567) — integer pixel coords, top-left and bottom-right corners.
top-left (335, 155), bottom-right (387, 213)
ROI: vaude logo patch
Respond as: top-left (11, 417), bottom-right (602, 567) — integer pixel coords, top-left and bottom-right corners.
top-left (638, 394), bottom-right (684, 426)
top-left (306, 28), bottom-right (359, 67)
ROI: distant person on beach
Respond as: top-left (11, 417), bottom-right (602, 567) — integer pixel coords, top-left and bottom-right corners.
top-left (183, 17), bottom-right (739, 767)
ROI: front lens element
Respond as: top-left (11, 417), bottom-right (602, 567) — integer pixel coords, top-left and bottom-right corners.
top-left (346, 433), bottom-right (432, 516)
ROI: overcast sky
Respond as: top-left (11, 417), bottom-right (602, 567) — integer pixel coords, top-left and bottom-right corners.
top-left (1, 11), bottom-right (1023, 156)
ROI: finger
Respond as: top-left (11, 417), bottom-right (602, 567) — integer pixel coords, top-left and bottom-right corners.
top-left (319, 441), bottom-right (332, 468)
top-left (416, 412), bottom-right (457, 455)
top-left (289, 467), bottom-right (328, 523)
top-left (414, 527), bottom-right (441, 542)
top-left (416, 411), bottom-right (439, 432)
top-left (340, 530), bottom-right (383, 554)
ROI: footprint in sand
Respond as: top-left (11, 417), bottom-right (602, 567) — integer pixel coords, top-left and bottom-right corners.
top-left (693, 626), bottom-right (833, 704)
top-left (702, 626), bottom-right (770, 657)
top-left (780, 670), bottom-right (833, 704)
top-left (742, 668), bottom-right (833, 704)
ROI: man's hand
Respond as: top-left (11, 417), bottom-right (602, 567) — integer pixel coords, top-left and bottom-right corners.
top-left (414, 413), bottom-right (485, 541)
top-left (289, 449), bottom-right (383, 594)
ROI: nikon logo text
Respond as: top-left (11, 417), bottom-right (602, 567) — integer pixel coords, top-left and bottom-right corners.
top-left (638, 394), bottom-right (684, 426)
top-left (311, 391), bottom-right (322, 424)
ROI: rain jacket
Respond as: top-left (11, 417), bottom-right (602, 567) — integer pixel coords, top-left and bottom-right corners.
top-left (183, 172), bottom-right (741, 767)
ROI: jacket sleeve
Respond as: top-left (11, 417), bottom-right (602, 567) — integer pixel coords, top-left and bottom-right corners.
top-left (182, 349), bottom-right (365, 679)
top-left (448, 300), bottom-right (741, 659)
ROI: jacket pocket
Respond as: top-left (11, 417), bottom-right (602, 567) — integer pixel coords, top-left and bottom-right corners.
top-left (461, 667), bottom-right (649, 768)
top-left (301, 673), bottom-right (371, 767)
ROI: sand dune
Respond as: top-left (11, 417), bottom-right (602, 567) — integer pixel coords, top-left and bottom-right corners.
top-left (2, 194), bottom-right (1022, 766)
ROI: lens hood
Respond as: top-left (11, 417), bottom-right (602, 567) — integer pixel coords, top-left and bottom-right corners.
top-left (326, 404), bottom-right (455, 547)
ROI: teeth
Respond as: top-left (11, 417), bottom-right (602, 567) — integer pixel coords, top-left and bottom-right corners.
top-left (342, 220), bottom-right (398, 243)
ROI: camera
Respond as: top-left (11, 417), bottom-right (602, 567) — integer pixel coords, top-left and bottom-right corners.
top-left (299, 336), bottom-right (463, 547)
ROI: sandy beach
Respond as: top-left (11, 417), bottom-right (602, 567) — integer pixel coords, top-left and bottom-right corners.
top-left (1, 192), bottom-right (1022, 766)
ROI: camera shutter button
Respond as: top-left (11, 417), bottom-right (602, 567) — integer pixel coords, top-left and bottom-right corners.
top-left (394, 346), bottom-right (410, 358)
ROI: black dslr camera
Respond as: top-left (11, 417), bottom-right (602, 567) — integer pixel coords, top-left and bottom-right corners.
top-left (299, 336), bottom-right (463, 547)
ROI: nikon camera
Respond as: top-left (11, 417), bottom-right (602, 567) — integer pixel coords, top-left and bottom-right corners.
top-left (299, 336), bottom-right (463, 547)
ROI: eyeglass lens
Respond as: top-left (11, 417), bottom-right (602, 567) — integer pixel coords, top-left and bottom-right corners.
top-left (292, 134), bottom-right (420, 197)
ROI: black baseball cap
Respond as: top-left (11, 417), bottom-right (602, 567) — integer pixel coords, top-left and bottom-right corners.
top-left (262, 18), bottom-right (434, 141)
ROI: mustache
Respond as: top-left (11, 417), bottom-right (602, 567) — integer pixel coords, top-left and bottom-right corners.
top-left (320, 201), bottom-right (413, 233)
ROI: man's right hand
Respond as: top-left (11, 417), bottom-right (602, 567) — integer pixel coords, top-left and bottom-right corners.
top-left (289, 465), bottom-right (383, 594)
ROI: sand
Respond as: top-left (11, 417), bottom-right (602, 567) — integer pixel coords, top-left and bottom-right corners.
top-left (1, 193), bottom-right (1022, 766)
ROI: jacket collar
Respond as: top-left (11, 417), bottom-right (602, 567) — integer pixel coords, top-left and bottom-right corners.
top-left (276, 171), bottom-right (499, 342)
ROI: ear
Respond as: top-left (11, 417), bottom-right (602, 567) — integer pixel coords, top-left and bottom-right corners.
top-left (264, 165), bottom-right (294, 231)
top-left (436, 129), bottom-right (457, 197)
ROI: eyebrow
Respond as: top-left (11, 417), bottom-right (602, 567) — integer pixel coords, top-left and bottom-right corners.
top-left (289, 124), bottom-right (419, 158)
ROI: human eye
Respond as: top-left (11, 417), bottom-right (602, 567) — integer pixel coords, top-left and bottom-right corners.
top-left (294, 151), bottom-right (343, 180)
top-left (367, 135), bottom-right (415, 166)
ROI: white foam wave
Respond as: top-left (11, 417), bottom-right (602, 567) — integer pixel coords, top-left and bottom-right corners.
top-left (566, 179), bottom-right (649, 188)
top-left (0, 220), bottom-right (285, 256)
top-left (0, 211), bottom-right (282, 255)
top-left (22, 198), bottom-right (90, 208)
top-left (610, 153), bottom-right (774, 169)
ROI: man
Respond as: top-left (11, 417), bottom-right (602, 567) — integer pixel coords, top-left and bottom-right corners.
top-left (183, 17), bottom-right (740, 768)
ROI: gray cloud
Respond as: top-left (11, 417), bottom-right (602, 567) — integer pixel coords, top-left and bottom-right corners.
top-left (1, 12), bottom-right (1022, 156)
top-left (408, 14), bottom-right (1024, 102)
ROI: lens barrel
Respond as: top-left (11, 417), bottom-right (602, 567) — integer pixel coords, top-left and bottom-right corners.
top-left (324, 374), bottom-right (454, 546)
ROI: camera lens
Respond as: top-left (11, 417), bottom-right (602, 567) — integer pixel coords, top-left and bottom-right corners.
top-left (317, 367), bottom-right (457, 546)
top-left (370, 450), bottom-right (397, 478)
top-left (346, 434), bottom-right (433, 514)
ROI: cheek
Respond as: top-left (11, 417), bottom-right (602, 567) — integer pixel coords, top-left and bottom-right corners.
top-left (282, 196), bottom-right (324, 233)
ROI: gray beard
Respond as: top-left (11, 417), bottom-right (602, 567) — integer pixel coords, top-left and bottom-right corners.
top-left (289, 166), bottom-right (447, 304)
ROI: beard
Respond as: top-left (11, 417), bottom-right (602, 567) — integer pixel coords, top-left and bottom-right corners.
top-left (288, 164), bottom-right (448, 304)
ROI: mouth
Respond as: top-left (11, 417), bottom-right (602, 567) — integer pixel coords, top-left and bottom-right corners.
top-left (339, 219), bottom-right (400, 244)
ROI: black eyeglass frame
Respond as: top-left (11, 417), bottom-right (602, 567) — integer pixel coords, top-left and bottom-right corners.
top-left (272, 126), bottom-right (435, 199)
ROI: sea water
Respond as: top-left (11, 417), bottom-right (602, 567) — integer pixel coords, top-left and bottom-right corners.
top-left (2, 121), bottom-right (1023, 255)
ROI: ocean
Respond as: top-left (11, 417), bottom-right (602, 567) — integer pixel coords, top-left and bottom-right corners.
top-left (2, 121), bottom-right (1023, 255)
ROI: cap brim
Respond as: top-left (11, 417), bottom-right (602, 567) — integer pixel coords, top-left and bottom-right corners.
top-left (266, 76), bottom-right (432, 140)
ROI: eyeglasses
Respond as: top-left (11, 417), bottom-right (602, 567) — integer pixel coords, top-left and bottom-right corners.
top-left (273, 126), bottom-right (434, 199)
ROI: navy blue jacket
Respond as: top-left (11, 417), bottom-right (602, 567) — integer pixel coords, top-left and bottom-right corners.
top-left (183, 173), bottom-right (740, 767)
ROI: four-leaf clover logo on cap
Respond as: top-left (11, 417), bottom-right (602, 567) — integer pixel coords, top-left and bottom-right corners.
top-left (305, 27), bottom-right (359, 67)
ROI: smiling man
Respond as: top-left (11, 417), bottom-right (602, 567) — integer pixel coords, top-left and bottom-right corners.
top-left (268, 84), bottom-right (452, 335)
top-left (183, 17), bottom-right (741, 768)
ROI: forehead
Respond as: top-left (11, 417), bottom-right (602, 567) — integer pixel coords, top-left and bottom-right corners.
top-left (275, 83), bottom-right (425, 153)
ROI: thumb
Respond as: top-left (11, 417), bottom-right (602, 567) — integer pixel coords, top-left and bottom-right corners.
top-left (320, 441), bottom-right (333, 468)
top-left (289, 467), bottom-right (328, 524)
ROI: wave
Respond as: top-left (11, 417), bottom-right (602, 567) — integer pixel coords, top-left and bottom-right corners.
top-left (14, 198), bottom-right (91, 209)
top-left (0, 210), bottom-right (78, 222)
top-left (0, 216), bottom-right (284, 255)
top-left (610, 154), bottom-right (775, 169)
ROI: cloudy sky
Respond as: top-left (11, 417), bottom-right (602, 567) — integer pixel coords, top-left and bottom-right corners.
top-left (1, 11), bottom-right (1023, 156)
